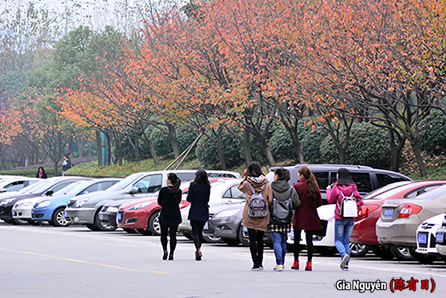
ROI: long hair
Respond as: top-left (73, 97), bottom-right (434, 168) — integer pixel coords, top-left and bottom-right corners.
top-left (274, 167), bottom-right (290, 181)
top-left (167, 173), bottom-right (181, 194)
top-left (190, 169), bottom-right (210, 187)
top-left (298, 166), bottom-right (320, 205)
top-left (246, 162), bottom-right (264, 177)
top-left (37, 167), bottom-right (46, 174)
top-left (336, 168), bottom-right (355, 186)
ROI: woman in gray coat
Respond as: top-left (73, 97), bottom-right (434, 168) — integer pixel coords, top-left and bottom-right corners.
top-left (270, 168), bottom-right (300, 271)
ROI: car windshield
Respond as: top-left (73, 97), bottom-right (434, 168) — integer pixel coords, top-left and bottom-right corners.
top-left (24, 180), bottom-right (54, 194)
top-left (364, 181), bottom-right (412, 199)
top-left (106, 173), bottom-right (144, 191)
top-left (19, 181), bottom-right (44, 194)
top-left (52, 181), bottom-right (86, 196)
top-left (414, 184), bottom-right (446, 200)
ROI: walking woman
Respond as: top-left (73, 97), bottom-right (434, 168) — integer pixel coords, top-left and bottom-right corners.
top-left (270, 168), bottom-right (300, 271)
top-left (327, 168), bottom-right (363, 270)
top-left (292, 166), bottom-right (323, 271)
top-left (238, 162), bottom-right (273, 271)
top-left (187, 170), bottom-right (211, 261)
top-left (158, 173), bottom-right (182, 261)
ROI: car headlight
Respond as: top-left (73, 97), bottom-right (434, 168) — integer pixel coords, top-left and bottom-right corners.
top-left (107, 207), bottom-right (119, 213)
top-left (36, 200), bottom-right (50, 209)
top-left (16, 202), bottom-right (32, 208)
top-left (215, 209), bottom-right (239, 218)
top-left (75, 198), bottom-right (89, 208)
top-left (128, 202), bottom-right (153, 210)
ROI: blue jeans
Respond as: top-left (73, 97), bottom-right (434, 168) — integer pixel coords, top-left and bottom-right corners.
top-left (334, 219), bottom-right (354, 265)
top-left (271, 231), bottom-right (287, 265)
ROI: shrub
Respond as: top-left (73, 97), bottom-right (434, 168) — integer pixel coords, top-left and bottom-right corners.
top-left (418, 110), bottom-right (446, 156)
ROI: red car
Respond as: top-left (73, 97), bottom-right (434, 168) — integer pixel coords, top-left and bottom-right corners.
top-left (117, 178), bottom-right (225, 236)
top-left (350, 180), bottom-right (446, 259)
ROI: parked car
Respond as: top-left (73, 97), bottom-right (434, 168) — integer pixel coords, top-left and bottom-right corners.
top-left (415, 214), bottom-right (445, 262)
top-left (266, 164), bottom-right (412, 204)
top-left (435, 213), bottom-right (446, 258)
top-left (31, 178), bottom-right (121, 226)
top-left (65, 170), bottom-right (240, 231)
top-left (351, 180), bottom-right (446, 259)
top-left (0, 177), bottom-right (40, 194)
top-left (376, 184), bottom-right (446, 263)
top-left (0, 177), bottom-right (90, 224)
top-left (178, 178), bottom-right (244, 242)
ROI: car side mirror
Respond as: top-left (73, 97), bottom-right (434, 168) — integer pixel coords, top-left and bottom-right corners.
top-left (0, 188), bottom-right (7, 193)
top-left (46, 190), bottom-right (54, 196)
top-left (129, 187), bottom-right (139, 194)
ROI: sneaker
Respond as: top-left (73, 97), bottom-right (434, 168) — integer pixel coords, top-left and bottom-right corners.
top-left (195, 250), bottom-right (202, 261)
top-left (259, 266), bottom-right (264, 271)
top-left (340, 254), bottom-right (349, 269)
top-left (274, 265), bottom-right (284, 271)
top-left (343, 265), bottom-right (349, 271)
top-left (251, 266), bottom-right (260, 271)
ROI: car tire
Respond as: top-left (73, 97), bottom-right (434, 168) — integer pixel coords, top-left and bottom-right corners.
top-left (123, 228), bottom-right (138, 234)
top-left (349, 243), bottom-right (369, 257)
top-left (203, 235), bottom-right (222, 243)
top-left (371, 245), bottom-right (394, 260)
top-left (390, 245), bottom-right (414, 260)
top-left (148, 211), bottom-right (161, 236)
top-left (222, 238), bottom-right (240, 246)
top-left (94, 211), bottom-right (117, 231)
top-left (238, 226), bottom-right (249, 247)
top-left (11, 218), bottom-right (28, 225)
top-left (51, 207), bottom-right (70, 227)
top-left (28, 219), bottom-right (41, 226)
top-left (86, 224), bottom-right (99, 231)
top-left (410, 250), bottom-right (436, 264)
top-left (315, 246), bottom-right (337, 256)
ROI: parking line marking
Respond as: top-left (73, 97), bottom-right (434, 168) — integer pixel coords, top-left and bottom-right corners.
top-left (0, 248), bottom-right (168, 274)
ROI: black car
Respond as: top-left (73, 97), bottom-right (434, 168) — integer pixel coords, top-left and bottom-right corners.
top-left (0, 177), bottom-right (91, 224)
top-left (267, 164), bottom-right (412, 204)
top-left (98, 199), bottom-right (135, 231)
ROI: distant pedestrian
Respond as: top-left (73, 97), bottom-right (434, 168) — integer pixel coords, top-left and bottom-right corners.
top-left (187, 170), bottom-right (211, 261)
top-left (327, 168), bottom-right (363, 271)
top-left (61, 154), bottom-right (71, 176)
top-left (270, 168), bottom-right (300, 271)
top-left (158, 173), bottom-right (182, 261)
top-left (36, 167), bottom-right (47, 179)
top-left (238, 162), bottom-right (273, 271)
top-left (292, 166), bottom-right (323, 271)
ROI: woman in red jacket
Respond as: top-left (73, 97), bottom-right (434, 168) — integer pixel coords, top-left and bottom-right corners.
top-left (292, 166), bottom-right (322, 271)
top-left (327, 168), bottom-right (363, 271)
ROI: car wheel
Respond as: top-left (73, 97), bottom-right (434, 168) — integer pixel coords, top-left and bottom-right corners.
top-left (203, 235), bottom-right (222, 243)
top-left (94, 212), bottom-right (117, 231)
top-left (222, 238), bottom-right (240, 246)
top-left (410, 250), bottom-right (436, 264)
top-left (123, 228), bottom-right (138, 234)
top-left (238, 226), bottom-right (249, 247)
top-left (51, 207), bottom-right (70, 227)
top-left (390, 246), bottom-right (414, 260)
top-left (11, 218), bottom-right (28, 225)
top-left (349, 243), bottom-right (369, 257)
top-left (148, 211), bottom-right (161, 236)
top-left (86, 224), bottom-right (99, 231)
top-left (315, 246), bottom-right (337, 256)
top-left (371, 245), bottom-right (394, 260)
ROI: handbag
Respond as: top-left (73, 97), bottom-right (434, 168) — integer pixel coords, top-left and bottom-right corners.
top-left (338, 191), bottom-right (358, 217)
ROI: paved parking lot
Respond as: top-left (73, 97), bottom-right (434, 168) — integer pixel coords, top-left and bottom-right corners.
top-left (1, 222), bottom-right (446, 297)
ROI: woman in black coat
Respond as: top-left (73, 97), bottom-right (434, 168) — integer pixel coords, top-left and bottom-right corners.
top-left (36, 167), bottom-right (47, 179)
top-left (187, 170), bottom-right (211, 261)
top-left (158, 173), bottom-right (182, 261)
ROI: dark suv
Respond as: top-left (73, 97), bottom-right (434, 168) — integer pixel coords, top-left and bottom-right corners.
top-left (267, 164), bottom-right (412, 203)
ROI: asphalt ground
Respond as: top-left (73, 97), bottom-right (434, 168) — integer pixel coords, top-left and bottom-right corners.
top-left (1, 222), bottom-right (446, 298)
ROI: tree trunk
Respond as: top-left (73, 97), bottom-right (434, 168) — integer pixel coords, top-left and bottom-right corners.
top-left (66, 134), bottom-right (73, 155)
top-left (216, 132), bottom-right (226, 170)
top-left (96, 130), bottom-right (102, 167)
top-left (167, 124), bottom-right (180, 160)
top-left (79, 138), bottom-right (83, 158)
top-left (410, 140), bottom-right (427, 177)
top-left (135, 136), bottom-right (140, 161)
top-left (387, 127), bottom-right (405, 172)
top-left (258, 136), bottom-right (276, 167)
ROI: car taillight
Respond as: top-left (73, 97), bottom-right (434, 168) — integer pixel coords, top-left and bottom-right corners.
top-left (357, 204), bottom-right (379, 217)
top-left (179, 200), bottom-right (190, 209)
top-left (398, 203), bottom-right (422, 218)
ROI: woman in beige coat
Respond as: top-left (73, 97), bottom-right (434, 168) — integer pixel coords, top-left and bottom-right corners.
top-left (238, 162), bottom-right (273, 270)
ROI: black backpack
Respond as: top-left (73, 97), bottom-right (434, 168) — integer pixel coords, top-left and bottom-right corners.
top-left (271, 189), bottom-right (293, 225)
top-left (247, 181), bottom-right (268, 218)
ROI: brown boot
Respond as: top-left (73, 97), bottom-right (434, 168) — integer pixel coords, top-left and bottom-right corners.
top-left (291, 260), bottom-right (299, 270)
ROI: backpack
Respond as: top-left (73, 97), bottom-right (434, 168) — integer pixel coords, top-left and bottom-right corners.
top-left (337, 190), bottom-right (358, 217)
top-left (247, 181), bottom-right (268, 218)
top-left (271, 189), bottom-right (293, 225)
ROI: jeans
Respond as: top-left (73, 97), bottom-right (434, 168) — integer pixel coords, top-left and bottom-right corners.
top-left (334, 219), bottom-right (354, 265)
top-left (271, 231), bottom-right (287, 265)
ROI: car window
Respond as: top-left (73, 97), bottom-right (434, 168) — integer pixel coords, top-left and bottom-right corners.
top-left (404, 185), bottom-right (443, 199)
top-left (313, 172), bottom-right (329, 189)
top-left (376, 173), bottom-right (409, 188)
top-left (133, 174), bottom-right (163, 193)
top-left (223, 185), bottom-right (246, 199)
top-left (177, 173), bottom-right (196, 182)
top-left (350, 173), bottom-right (372, 193)
top-left (4, 181), bottom-right (24, 192)
top-left (50, 181), bottom-right (78, 194)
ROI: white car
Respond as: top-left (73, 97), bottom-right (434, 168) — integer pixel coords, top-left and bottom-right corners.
top-left (178, 178), bottom-right (244, 241)
top-left (416, 214), bottom-right (445, 256)
top-left (0, 177), bottom-right (40, 194)
top-left (435, 213), bottom-right (446, 257)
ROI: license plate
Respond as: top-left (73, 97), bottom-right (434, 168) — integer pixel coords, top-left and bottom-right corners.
top-left (383, 208), bottom-right (393, 217)
top-left (64, 211), bottom-right (68, 217)
top-left (437, 233), bottom-right (444, 243)
top-left (204, 222), bottom-right (208, 229)
top-left (418, 233), bottom-right (427, 244)
top-left (117, 213), bottom-right (122, 220)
